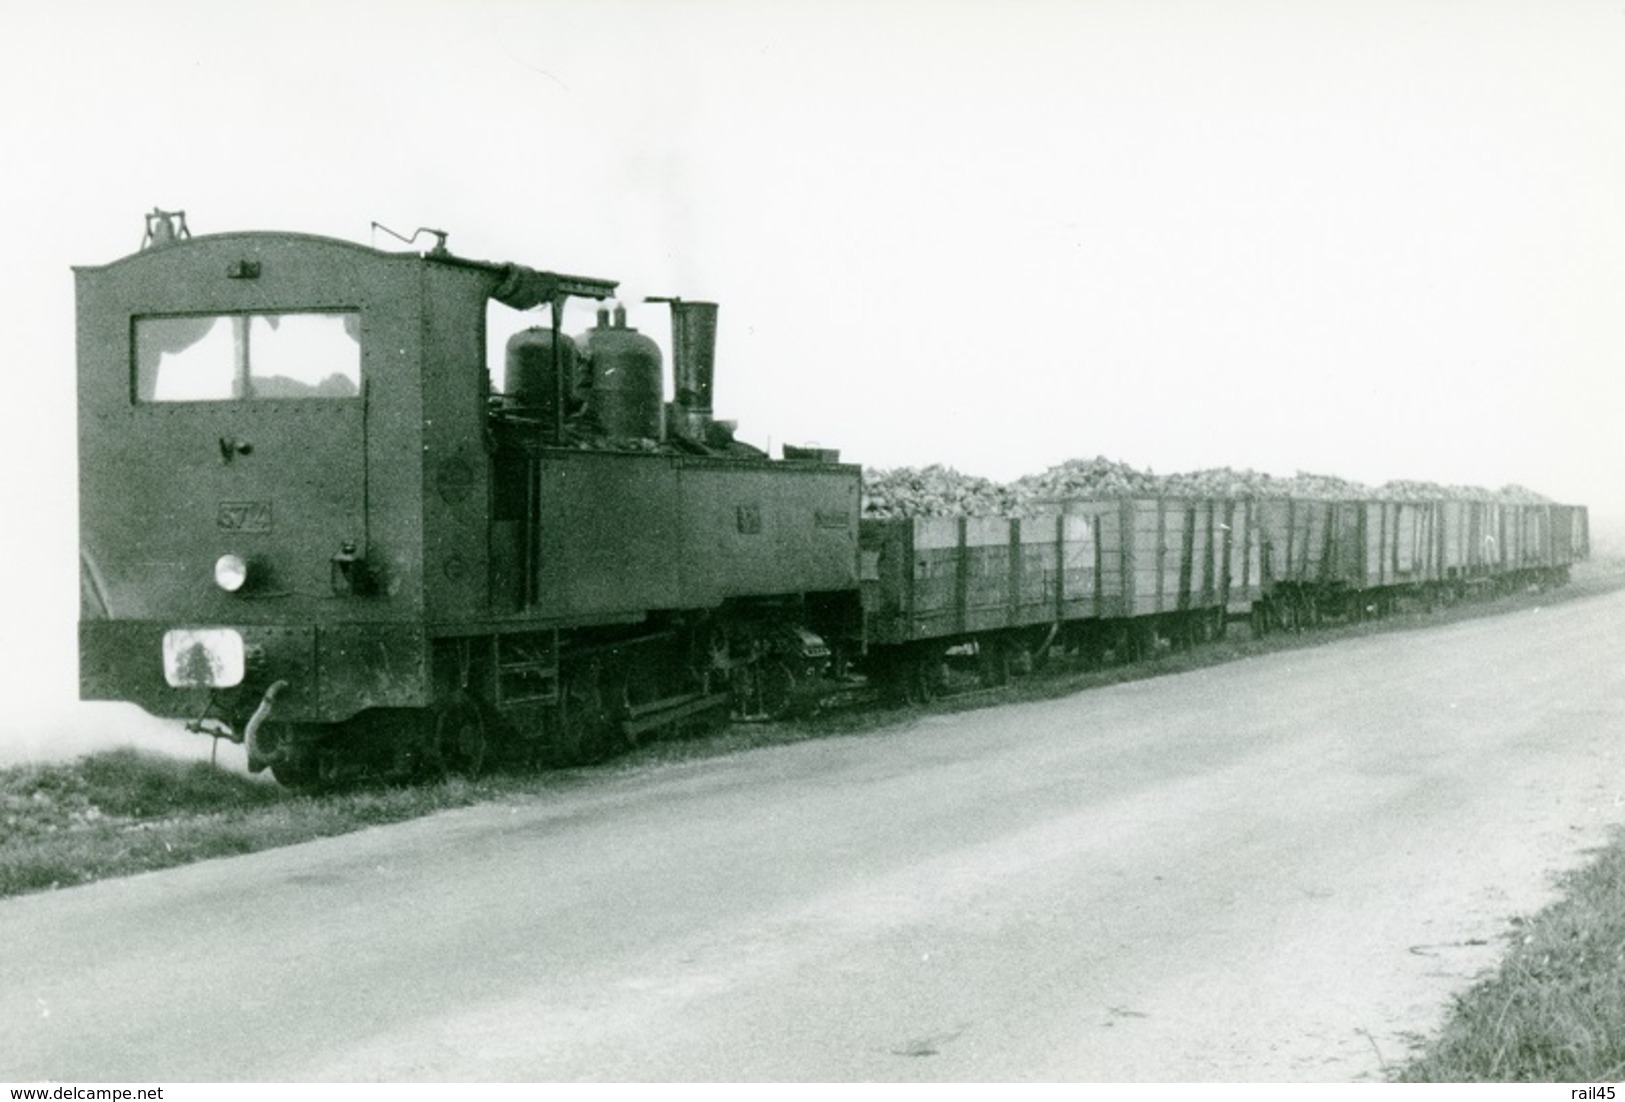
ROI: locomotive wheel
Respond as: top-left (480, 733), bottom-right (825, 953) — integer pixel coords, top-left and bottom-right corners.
top-left (733, 659), bottom-right (797, 721)
top-left (557, 691), bottom-right (589, 763)
top-left (759, 660), bottom-right (796, 719)
top-left (436, 696), bottom-right (487, 778)
top-left (264, 722), bottom-right (323, 790)
top-left (559, 663), bottom-right (616, 763)
top-left (269, 747), bottom-right (321, 790)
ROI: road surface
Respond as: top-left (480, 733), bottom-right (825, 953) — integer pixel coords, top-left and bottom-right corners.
top-left (5, 589), bottom-right (1625, 1081)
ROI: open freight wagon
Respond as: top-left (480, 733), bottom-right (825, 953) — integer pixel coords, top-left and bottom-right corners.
top-left (1254, 499), bottom-right (1590, 626)
top-left (858, 495), bottom-right (1589, 696)
top-left (858, 497), bottom-right (1264, 696)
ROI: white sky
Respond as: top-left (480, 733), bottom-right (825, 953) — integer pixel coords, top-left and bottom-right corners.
top-left (1, 0), bottom-right (1622, 749)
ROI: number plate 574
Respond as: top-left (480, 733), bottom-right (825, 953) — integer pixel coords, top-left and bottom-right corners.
top-left (218, 501), bottom-right (273, 532)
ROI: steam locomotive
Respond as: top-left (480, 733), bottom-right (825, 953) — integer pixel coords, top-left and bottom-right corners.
top-left (77, 212), bottom-right (1590, 786)
top-left (79, 211), bottom-right (864, 785)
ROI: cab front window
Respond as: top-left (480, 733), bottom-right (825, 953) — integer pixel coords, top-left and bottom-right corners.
top-left (133, 311), bottom-right (361, 402)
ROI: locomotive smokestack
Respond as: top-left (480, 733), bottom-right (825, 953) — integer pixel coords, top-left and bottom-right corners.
top-left (650, 298), bottom-right (718, 441)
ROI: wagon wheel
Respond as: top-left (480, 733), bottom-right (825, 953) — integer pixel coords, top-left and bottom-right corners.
top-left (977, 638), bottom-right (1011, 688)
top-left (1010, 639), bottom-right (1038, 676)
top-left (437, 695), bottom-right (487, 778)
top-left (875, 658), bottom-right (915, 706)
top-left (1197, 609), bottom-right (1219, 644)
top-left (908, 653), bottom-right (948, 704)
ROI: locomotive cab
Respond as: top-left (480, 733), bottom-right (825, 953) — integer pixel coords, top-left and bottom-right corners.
top-left (77, 216), bottom-right (498, 770)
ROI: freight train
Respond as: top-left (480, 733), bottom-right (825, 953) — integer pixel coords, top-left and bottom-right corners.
top-left (77, 212), bottom-right (1590, 786)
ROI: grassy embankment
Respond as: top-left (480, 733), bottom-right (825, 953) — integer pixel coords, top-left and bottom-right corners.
top-left (0, 750), bottom-right (573, 898)
top-left (6, 559), bottom-right (1625, 1080)
top-left (1393, 833), bottom-right (1625, 1081)
top-left (1393, 543), bottom-right (1625, 1081)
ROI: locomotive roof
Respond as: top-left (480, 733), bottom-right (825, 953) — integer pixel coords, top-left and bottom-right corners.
top-left (76, 228), bottom-right (621, 306)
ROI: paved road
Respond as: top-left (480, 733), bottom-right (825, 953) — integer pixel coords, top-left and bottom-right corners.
top-left (6, 590), bottom-right (1625, 1082)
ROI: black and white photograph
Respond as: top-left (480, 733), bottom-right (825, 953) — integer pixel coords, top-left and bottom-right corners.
top-left (2, 0), bottom-right (1624, 1088)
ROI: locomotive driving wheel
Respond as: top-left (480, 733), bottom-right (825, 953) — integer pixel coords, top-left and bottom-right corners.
top-left (268, 725), bottom-right (323, 789)
top-left (269, 754), bottom-right (319, 789)
top-left (558, 660), bottom-right (618, 764)
top-left (733, 658), bottom-right (797, 721)
top-left (758, 659), bottom-right (797, 720)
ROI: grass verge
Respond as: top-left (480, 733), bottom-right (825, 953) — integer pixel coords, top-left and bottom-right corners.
top-left (0, 749), bottom-right (576, 899)
top-left (1395, 826), bottom-right (1625, 1081)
